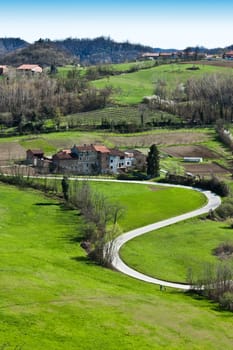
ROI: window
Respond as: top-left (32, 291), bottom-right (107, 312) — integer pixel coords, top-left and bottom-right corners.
top-left (110, 159), bottom-right (113, 163)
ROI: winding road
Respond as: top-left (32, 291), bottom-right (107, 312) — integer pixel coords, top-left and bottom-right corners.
top-left (107, 181), bottom-right (221, 290)
top-left (20, 176), bottom-right (222, 290)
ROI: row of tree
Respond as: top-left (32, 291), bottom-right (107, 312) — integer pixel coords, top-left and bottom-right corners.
top-left (65, 180), bottom-right (125, 265)
top-left (151, 73), bottom-right (233, 125)
top-left (188, 261), bottom-right (233, 312)
top-left (0, 72), bottom-right (112, 131)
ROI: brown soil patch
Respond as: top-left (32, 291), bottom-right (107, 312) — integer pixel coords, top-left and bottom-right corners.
top-left (162, 145), bottom-right (219, 159)
top-left (183, 163), bottom-right (230, 176)
top-left (0, 142), bottom-right (25, 163)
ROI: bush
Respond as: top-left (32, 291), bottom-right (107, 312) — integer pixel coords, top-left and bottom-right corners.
top-left (213, 242), bottom-right (233, 260)
top-left (215, 199), bottom-right (233, 219)
top-left (219, 292), bottom-right (233, 311)
top-left (161, 174), bottom-right (229, 197)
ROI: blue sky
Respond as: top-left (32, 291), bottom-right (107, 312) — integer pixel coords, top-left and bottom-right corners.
top-left (1, 0), bottom-right (233, 49)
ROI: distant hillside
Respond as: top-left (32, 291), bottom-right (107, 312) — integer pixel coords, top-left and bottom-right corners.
top-left (1, 36), bottom-right (232, 67)
top-left (54, 36), bottom-right (153, 65)
top-left (1, 37), bottom-right (153, 66)
top-left (0, 38), bottom-right (29, 56)
top-left (2, 39), bottom-right (76, 67)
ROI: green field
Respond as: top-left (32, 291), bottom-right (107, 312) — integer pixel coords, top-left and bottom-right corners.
top-left (89, 181), bottom-right (206, 231)
top-left (57, 61), bottom-right (156, 78)
top-left (58, 106), bottom-right (181, 130)
top-left (1, 182), bottom-right (233, 349)
top-left (121, 218), bottom-right (233, 283)
top-left (0, 127), bottom-right (215, 155)
top-left (93, 63), bottom-right (233, 104)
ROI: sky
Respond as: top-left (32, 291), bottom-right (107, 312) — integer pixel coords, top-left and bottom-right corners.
top-left (1, 0), bottom-right (233, 49)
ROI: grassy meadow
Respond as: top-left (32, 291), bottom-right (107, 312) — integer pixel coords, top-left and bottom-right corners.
top-left (0, 127), bottom-right (215, 157)
top-left (1, 182), bottom-right (233, 349)
top-left (89, 181), bottom-right (206, 231)
top-left (92, 63), bottom-right (233, 104)
top-left (121, 218), bottom-right (233, 283)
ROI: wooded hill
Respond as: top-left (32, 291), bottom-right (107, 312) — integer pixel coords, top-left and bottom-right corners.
top-left (0, 37), bottom-right (29, 56)
top-left (1, 40), bottom-right (76, 67)
top-left (0, 37), bottom-right (153, 66)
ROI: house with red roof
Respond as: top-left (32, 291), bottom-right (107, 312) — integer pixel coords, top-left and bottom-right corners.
top-left (16, 64), bottom-right (43, 74)
top-left (49, 144), bottom-right (146, 175)
top-left (52, 144), bottom-right (110, 175)
top-left (224, 51), bottom-right (233, 60)
top-left (0, 65), bottom-right (8, 75)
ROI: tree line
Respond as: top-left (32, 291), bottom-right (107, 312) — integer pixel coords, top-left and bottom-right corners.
top-left (0, 71), bottom-right (112, 132)
top-left (150, 72), bottom-right (233, 126)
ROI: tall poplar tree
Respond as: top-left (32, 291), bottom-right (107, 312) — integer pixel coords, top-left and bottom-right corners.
top-left (147, 144), bottom-right (160, 178)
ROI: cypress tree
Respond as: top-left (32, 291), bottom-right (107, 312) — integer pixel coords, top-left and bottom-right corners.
top-left (147, 144), bottom-right (160, 178)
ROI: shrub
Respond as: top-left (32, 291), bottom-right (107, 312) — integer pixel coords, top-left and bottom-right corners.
top-left (219, 292), bottom-right (233, 311)
top-left (213, 242), bottom-right (233, 260)
top-left (215, 200), bottom-right (233, 219)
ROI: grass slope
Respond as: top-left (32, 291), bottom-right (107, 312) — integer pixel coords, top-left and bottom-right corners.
top-left (121, 218), bottom-right (233, 283)
top-left (89, 182), bottom-right (206, 231)
top-left (93, 63), bottom-right (233, 104)
top-left (0, 183), bottom-right (233, 349)
top-left (0, 127), bottom-right (214, 158)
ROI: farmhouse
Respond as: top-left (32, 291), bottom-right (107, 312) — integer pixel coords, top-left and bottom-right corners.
top-left (0, 65), bottom-right (8, 75)
top-left (126, 149), bottom-right (147, 171)
top-left (26, 149), bottom-right (44, 166)
top-left (109, 149), bottom-right (126, 173)
top-left (140, 52), bottom-right (177, 60)
top-left (16, 64), bottom-right (43, 74)
top-left (50, 144), bottom-right (146, 175)
top-left (141, 52), bottom-right (160, 60)
top-left (224, 51), bottom-right (233, 60)
top-left (52, 144), bottom-right (110, 175)
top-left (26, 144), bottom-right (146, 175)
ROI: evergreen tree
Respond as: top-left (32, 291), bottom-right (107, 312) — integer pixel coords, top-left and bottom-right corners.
top-left (61, 176), bottom-right (69, 201)
top-left (147, 144), bottom-right (160, 178)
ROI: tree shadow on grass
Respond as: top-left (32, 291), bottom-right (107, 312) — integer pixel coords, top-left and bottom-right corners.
top-left (71, 255), bottom-right (98, 266)
top-left (66, 234), bottom-right (84, 244)
top-left (34, 202), bottom-right (61, 206)
top-left (184, 290), bottom-right (233, 315)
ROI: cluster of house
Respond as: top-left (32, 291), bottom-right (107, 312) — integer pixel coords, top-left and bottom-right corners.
top-left (0, 64), bottom-right (43, 76)
top-left (140, 50), bottom-right (233, 61)
top-left (26, 144), bottom-right (147, 175)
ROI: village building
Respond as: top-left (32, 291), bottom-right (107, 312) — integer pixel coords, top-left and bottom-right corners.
top-left (223, 51), bottom-right (233, 60)
top-left (126, 149), bottom-right (147, 171)
top-left (140, 52), bottom-right (177, 60)
top-left (109, 149), bottom-right (126, 173)
top-left (52, 144), bottom-right (110, 175)
top-left (0, 65), bottom-right (8, 75)
top-left (91, 144), bottom-right (110, 174)
top-left (140, 52), bottom-right (160, 60)
top-left (16, 64), bottom-right (43, 74)
top-left (27, 144), bottom-right (146, 175)
top-left (26, 149), bottom-right (44, 166)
